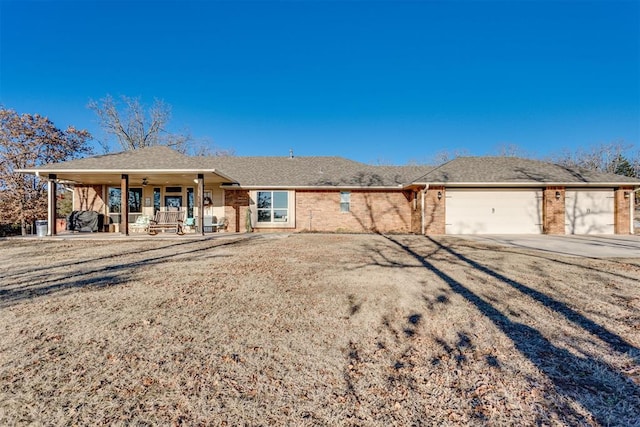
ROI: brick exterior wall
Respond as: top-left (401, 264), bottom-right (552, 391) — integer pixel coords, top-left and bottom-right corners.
top-left (296, 190), bottom-right (413, 233)
top-left (221, 189), bottom-right (413, 233)
top-left (74, 185), bottom-right (106, 212)
top-left (543, 187), bottom-right (565, 235)
top-left (424, 186), bottom-right (446, 234)
top-left (222, 186), bottom-right (637, 235)
top-left (410, 189), bottom-right (422, 233)
top-left (224, 190), bottom-right (251, 233)
top-left (614, 187), bottom-right (633, 234)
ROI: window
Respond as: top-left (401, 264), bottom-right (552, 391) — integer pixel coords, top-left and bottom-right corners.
top-left (108, 187), bottom-right (143, 213)
top-left (153, 188), bottom-right (161, 214)
top-left (257, 191), bottom-right (288, 223)
top-left (187, 187), bottom-right (194, 217)
top-left (164, 195), bottom-right (183, 210)
top-left (340, 191), bottom-right (350, 212)
top-left (164, 186), bottom-right (183, 211)
top-left (107, 187), bottom-right (143, 224)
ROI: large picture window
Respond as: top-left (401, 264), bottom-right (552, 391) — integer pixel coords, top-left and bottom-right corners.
top-left (107, 187), bottom-right (143, 224)
top-left (257, 191), bottom-right (288, 223)
top-left (108, 187), bottom-right (143, 213)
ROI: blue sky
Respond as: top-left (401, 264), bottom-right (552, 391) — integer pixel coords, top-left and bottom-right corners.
top-left (1, 0), bottom-right (638, 164)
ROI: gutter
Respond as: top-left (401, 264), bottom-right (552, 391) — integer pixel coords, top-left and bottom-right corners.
top-left (20, 168), bottom-right (239, 185)
top-left (222, 184), bottom-right (407, 190)
top-left (411, 181), bottom-right (640, 188)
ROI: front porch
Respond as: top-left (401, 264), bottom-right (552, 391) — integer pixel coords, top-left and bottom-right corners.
top-left (16, 229), bottom-right (244, 241)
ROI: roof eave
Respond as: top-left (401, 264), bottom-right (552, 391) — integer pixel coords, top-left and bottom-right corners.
top-left (19, 168), bottom-right (238, 182)
top-left (222, 184), bottom-right (407, 190)
top-left (412, 181), bottom-right (640, 187)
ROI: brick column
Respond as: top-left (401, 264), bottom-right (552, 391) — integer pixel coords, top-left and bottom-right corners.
top-left (543, 187), bottom-right (565, 234)
top-left (614, 187), bottom-right (632, 234)
top-left (424, 186), bottom-right (446, 235)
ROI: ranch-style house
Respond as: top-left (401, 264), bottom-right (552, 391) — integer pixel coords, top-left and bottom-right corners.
top-left (21, 146), bottom-right (640, 236)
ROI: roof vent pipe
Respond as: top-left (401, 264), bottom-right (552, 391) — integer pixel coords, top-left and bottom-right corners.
top-left (289, 149), bottom-right (294, 159)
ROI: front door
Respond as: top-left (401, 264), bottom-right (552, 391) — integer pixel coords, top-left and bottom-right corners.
top-left (164, 195), bottom-right (183, 210)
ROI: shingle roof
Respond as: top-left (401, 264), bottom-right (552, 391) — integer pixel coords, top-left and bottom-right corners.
top-left (414, 156), bottom-right (640, 185)
top-left (200, 156), bottom-right (432, 187)
top-left (39, 146), bottom-right (198, 170)
top-left (24, 148), bottom-right (639, 187)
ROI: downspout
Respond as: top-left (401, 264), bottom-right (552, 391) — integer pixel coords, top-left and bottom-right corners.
top-left (632, 188), bottom-right (640, 234)
top-left (421, 184), bottom-right (428, 235)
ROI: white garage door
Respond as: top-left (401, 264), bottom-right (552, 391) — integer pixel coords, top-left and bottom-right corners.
top-left (445, 189), bottom-right (543, 234)
top-left (565, 189), bottom-right (614, 234)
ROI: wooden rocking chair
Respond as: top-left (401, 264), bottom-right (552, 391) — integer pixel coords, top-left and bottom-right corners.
top-left (148, 210), bottom-right (186, 235)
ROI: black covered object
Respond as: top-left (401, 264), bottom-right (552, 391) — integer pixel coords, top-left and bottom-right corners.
top-left (67, 211), bottom-right (104, 232)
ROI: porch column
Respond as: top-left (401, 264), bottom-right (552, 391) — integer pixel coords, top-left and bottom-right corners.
top-left (47, 174), bottom-right (57, 236)
top-left (121, 174), bottom-right (129, 235)
top-left (197, 174), bottom-right (204, 236)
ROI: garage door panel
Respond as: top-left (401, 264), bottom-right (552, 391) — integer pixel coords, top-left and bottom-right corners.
top-left (565, 190), bottom-right (614, 234)
top-left (446, 190), bottom-right (543, 234)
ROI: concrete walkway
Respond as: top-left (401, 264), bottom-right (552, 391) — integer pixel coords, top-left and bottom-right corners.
top-left (459, 234), bottom-right (640, 258)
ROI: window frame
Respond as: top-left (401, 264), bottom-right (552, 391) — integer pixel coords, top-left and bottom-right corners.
top-left (340, 191), bottom-right (351, 213)
top-left (250, 190), bottom-right (295, 228)
top-left (107, 186), bottom-right (144, 224)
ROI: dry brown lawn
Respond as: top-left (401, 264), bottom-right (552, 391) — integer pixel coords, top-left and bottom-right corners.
top-left (0, 233), bottom-right (639, 426)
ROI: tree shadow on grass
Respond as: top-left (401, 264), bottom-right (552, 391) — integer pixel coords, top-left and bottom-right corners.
top-left (383, 235), bottom-right (640, 426)
top-left (0, 235), bottom-right (256, 284)
top-left (468, 237), bottom-right (640, 281)
top-left (426, 236), bottom-right (638, 356)
top-left (0, 237), bottom-right (251, 308)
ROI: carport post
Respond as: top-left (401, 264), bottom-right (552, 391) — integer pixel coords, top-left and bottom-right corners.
top-left (47, 174), bottom-right (57, 236)
top-left (120, 174), bottom-right (129, 235)
top-left (197, 174), bottom-right (204, 236)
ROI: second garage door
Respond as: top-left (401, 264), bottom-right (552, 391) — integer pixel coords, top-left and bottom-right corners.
top-left (565, 189), bottom-right (614, 234)
top-left (445, 189), bottom-right (543, 234)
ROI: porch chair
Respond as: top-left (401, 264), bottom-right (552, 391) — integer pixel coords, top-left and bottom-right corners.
top-left (183, 217), bottom-right (196, 232)
top-left (130, 215), bottom-right (151, 233)
top-left (213, 216), bottom-right (228, 232)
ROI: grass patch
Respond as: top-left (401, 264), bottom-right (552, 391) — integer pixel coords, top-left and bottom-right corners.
top-left (1, 234), bottom-right (639, 425)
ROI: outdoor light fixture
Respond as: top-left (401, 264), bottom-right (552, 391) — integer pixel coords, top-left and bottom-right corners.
top-left (437, 191), bottom-right (442, 200)
top-left (624, 192), bottom-right (630, 199)
top-left (555, 191), bottom-right (561, 200)
top-left (142, 177), bottom-right (148, 187)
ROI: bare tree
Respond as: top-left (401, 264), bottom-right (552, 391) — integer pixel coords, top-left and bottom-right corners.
top-left (0, 108), bottom-right (92, 235)
top-left (191, 137), bottom-right (236, 157)
top-left (427, 148), bottom-right (471, 165)
top-left (551, 141), bottom-right (637, 176)
top-left (631, 151), bottom-right (640, 178)
top-left (88, 94), bottom-right (192, 152)
top-left (493, 143), bottom-right (528, 157)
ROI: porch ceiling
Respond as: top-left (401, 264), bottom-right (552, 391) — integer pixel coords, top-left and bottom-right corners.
top-left (43, 171), bottom-right (233, 187)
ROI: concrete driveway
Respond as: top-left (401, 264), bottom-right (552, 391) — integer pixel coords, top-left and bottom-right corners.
top-left (459, 234), bottom-right (640, 258)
